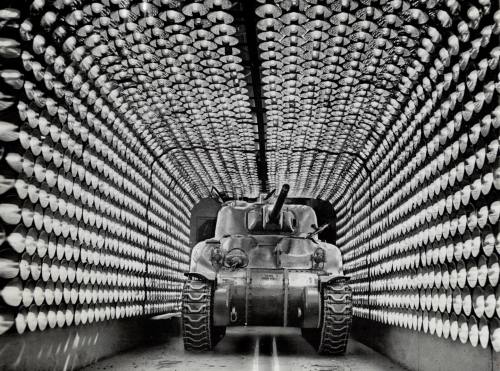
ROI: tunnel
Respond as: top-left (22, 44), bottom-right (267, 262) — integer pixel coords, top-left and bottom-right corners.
top-left (0, 0), bottom-right (499, 370)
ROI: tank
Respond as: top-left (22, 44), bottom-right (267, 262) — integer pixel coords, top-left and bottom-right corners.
top-left (181, 184), bottom-right (352, 355)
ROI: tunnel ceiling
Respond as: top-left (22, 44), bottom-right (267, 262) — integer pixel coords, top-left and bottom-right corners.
top-left (36, 0), bottom-right (487, 200)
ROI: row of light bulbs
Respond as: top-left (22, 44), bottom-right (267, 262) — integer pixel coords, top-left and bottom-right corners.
top-left (1, 278), bottom-right (146, 308)
top-left (373, 228), bottom-right (499, 263)
top-left (365, 309), bottom-right (500, 351)
top-left (14, 303), bottom-right (144, 334)
top-left (369, 285), bottom-right (499, 318)
top-left (0, 252), bottom-right (148, 283)
top-left (368, 259), bottom-right (500, 291)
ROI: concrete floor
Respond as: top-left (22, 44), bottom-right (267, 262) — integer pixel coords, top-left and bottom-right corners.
top-left (83, 327), bottom-right (406, 371)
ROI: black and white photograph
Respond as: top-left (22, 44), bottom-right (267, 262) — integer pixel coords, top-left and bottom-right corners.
top-left (0, 0), bottom-right (499, 370)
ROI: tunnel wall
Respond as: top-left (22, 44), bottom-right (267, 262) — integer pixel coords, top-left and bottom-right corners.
top-left (0, 0), bottom-right (195, 361)
top-left (335, 4), bottom-right (500, 370)
top-left (0, 317), bottom-right (180, 371)
top-left (352, 317), bottom-right (499, 371)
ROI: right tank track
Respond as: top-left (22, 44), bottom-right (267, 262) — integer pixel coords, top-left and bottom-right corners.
top-left (303, 279), bottom-right (353, 355)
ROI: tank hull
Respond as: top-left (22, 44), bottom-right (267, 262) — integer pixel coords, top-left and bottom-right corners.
top-left (213, 268), bottom-right (321, 328)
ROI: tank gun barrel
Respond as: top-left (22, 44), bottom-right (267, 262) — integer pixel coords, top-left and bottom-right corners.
top-left (268, 184), bottom-right (290, 223)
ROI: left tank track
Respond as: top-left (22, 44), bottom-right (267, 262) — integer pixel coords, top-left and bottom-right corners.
top-left (181, 278), bottom-right (225, 351)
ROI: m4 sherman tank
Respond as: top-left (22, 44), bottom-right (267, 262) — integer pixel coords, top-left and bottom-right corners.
top-left (181, 185), bottom-right (352, 355)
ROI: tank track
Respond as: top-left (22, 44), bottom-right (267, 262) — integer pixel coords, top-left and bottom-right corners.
top-left (318, 280), bottom-right (353, 355)
top-left (181, 278), bottom-right (225, 351)
top-left (302, 279), bottom-right (353, 355)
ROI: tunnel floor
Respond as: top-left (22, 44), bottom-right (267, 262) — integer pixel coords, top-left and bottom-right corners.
top-left (83, 327), bottom-right (405, 371)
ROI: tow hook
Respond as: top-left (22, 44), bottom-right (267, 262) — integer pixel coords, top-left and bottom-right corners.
top-left (230, 307), bottom-right (238, 323)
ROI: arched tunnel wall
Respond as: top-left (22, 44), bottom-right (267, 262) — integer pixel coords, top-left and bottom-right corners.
top-left (0, 0), bottom-right (499, 371)
top-left (0, 1), bottom-right (194, 369)
top-left (333, 5), bottom-right (500, 369)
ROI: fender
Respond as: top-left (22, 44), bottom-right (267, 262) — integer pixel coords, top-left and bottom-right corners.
top-left (187, 240), bottom-right (220, 281)
top-left (319, 275), bottom-right (350, 284)
top-left (184, 272), bottom-right (214, 281)
top-left (319, 241), bottom-right (344, 276)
